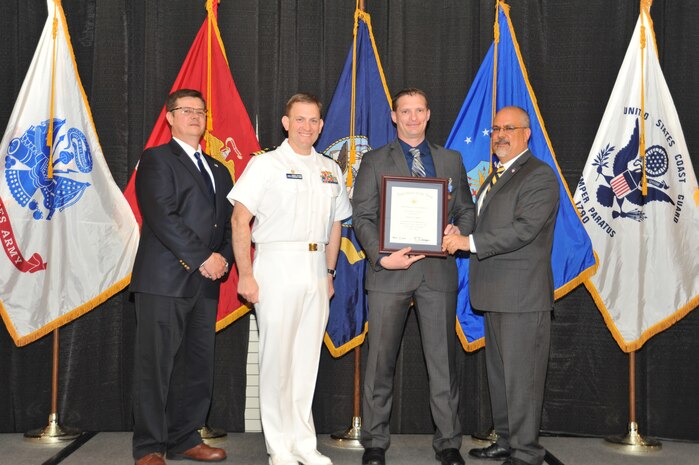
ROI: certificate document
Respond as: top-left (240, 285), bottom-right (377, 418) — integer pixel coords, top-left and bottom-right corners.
top-left (380, 176), bottom-right (448, 256)
top-left (389, 186), bottom-right (439, 245)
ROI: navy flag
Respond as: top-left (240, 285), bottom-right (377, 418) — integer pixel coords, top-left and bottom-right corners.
top-left (445, 0), bottom-right (598, 350)
top-left (316, 9), bottom-right (395, 357)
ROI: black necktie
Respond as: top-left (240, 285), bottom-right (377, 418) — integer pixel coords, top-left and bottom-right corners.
top-left (194, 152), bottom-right (215, 200)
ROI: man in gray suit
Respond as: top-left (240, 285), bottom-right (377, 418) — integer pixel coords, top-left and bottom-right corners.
top-left (352, 88), bottom-right (475, 465)
top-left (443, 106), bottom-right (559, 465)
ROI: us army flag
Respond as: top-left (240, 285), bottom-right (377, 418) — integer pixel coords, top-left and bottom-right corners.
top-left (573, 6), bottom-right (699, 352)
top-left (0, 0), bottom-right (139, 346)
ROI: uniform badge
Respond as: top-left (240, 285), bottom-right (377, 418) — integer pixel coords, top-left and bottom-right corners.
top-left (320, 170), bottom-right (338, 184)
top-left (286, 170), bottom-right (302, 180)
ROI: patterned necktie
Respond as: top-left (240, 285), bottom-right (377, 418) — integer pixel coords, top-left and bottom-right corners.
top-left (409, 147), bottom-right (426, 178)
top-left (485, 164), bottom-right (506, 196)
top-left (194, 152), bottom-right (215, 199)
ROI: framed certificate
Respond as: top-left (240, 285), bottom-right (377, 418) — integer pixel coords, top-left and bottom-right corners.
top-left (379, 176), bottom-right (448, 257)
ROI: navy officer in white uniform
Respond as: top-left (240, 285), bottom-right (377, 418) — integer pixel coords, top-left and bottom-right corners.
top-left (228, 93), bottom-right (352, 465)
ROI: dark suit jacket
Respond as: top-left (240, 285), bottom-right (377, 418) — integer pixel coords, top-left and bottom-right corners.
top-left (130, 139), bottom-right (234, 299)
top-left (352, 139), bottom-right (475, 293)
top-left (469, 150), bottom-right (559, 313)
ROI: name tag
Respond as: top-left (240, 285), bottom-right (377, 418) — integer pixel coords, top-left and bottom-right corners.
top-left (286, 173), bottom-right (303, 180)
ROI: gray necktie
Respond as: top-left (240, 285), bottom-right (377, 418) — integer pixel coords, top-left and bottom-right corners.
top-left (409, 147), bottom-right (426, 178)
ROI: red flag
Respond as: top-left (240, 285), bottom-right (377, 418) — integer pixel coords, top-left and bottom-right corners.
top-left (124, 0), bottom-right (259, 330)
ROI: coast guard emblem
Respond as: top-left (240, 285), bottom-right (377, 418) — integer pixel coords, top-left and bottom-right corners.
top-left (591, 119), bottom-right (673, 222)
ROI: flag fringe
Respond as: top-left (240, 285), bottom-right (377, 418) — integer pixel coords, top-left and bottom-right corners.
top-left (323, 322), bottom-right (368, 358)
top-left (553, 251), bottom-right (599, 300)
top-left (0, 274), bottom-right (132, 347)
top-left (215, 303), bottom-right (252, 332)
top-left (456, 322), bottom-right (485, 352)
top-left (585, 280), bottom-right (699, 353)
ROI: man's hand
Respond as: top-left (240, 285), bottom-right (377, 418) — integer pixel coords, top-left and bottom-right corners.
top-left (378, 247), bottom-right (426, 270)
top-left (200, 252), bottom-right (228, 280)
top-left (237, 273), bottom-right (259, 304)
top-left (443, 224), bottom-right (461, 236)
top-left (327, 275), bottom-right (335, 300)
top-left (442, 234), bottom-right (470, 254)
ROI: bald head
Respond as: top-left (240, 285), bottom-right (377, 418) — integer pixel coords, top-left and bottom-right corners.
top-left (491, 106), bottom-right (531, 163)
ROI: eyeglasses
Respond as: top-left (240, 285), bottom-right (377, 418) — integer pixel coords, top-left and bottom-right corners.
top-left (490, 126), bottom-right (528, 136)
top-left (170, 107), bottom-right (207, 117)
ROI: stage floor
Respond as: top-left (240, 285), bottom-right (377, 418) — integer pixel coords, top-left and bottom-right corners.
top-left (0, 432), bottom-right (696, 465)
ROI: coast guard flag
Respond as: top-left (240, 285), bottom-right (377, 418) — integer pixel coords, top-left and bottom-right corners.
top-left (315, 9), bottom-right (395, 357)
top-left (573, 6), bottom-right (699, 352)
top-left (0, 0), bottom-right (139, 346)
top-left (446, 1), bottom-right (597, 350)
top-left (123, 0), bottom-right (260, 331)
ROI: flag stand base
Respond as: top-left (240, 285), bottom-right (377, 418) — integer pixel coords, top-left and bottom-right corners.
top-left (329, 416), bottom-right (363, 449)
top-left (199, 425), bottom-right (227, 444)
top-left (605, 422), bottom-right (661, 452)
top-left (24, 413), bottom-right (81, 443)
top-left (471, 427), bottom-right (498, 444)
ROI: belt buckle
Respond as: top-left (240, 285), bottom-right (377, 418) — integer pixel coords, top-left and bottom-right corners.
top-left (308, 243), bottom-right (318, 251)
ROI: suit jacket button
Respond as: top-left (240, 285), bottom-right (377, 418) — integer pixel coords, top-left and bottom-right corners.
top-left (214, 224), bottom-right (218, 228)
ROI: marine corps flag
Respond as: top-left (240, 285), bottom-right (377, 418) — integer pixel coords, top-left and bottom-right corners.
top-left (573, 3), bottom-right (699, 352)
top-left (315, 9), bottom-right (395, 357)
top-left (446, 0), bottom-right (597, 350)
top-left (123, 0), bottom-right (260, 330)
top-left (0, 0), bottom-right (139, 346)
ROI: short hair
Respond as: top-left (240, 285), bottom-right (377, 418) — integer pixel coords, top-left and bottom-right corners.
top-left (166, 89), bottom-right (206, 112)
top-left (285, 93), bottom-right (322, 115)
top-left (392, 88), bottom-right (429, 111)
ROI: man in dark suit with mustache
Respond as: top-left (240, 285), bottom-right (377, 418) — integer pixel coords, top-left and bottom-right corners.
top-left (443, 106), bottom-right (559, 465)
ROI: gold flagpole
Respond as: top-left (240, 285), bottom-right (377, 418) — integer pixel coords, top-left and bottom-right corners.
top-left (471, 2), bottom-right (503, 445)
top-left (604, 2), bottom-right (660, 452)
top-left (25, 1), bottom-right (81, 443)
top-left (200, 0), bottom-right (227, 443)
top-left (329, 0), bottom-right (366, 449)
top-left (24, 329), bottom-right (81, 443)
top-left (605, 351), bottom-right (661, 451)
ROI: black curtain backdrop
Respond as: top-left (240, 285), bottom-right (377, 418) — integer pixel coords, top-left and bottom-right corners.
top-left (1, 0), bottom-right (698, 441)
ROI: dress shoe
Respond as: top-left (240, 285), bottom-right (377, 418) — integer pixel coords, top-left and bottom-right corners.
top-left (435, 448), bottom-right (465, 465)
top-left (292, 448), bottom-right (332, 465)
top-left (362, 447), bottom-right (386, 465)
top-left (468, 443), bottom-right (511, 460)
top-left (135, 452), bottom-right (165, 465)
top-left (167, 443), bottom-right (226, 462)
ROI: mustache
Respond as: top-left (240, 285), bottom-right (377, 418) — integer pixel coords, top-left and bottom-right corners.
top-left (493, 138), bottom-right (509, 145)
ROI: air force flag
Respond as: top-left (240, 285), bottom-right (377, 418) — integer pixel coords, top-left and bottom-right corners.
top-left (447, 2), bottom-right (597, 350)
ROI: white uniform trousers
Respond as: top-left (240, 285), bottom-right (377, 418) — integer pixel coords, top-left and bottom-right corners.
top-left (254, 243), bottom-right (330, 458)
